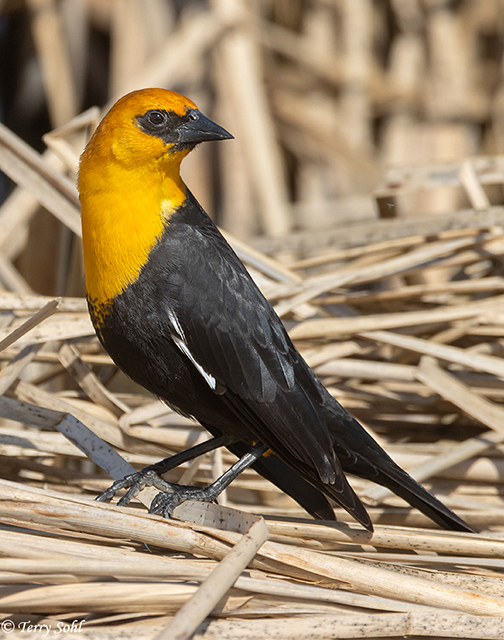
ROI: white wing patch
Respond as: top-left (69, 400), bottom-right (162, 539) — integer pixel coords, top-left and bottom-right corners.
top-left (168, 309), bottom-right (220, 392)
top-left (167, 309), bottom-right (185, 340)
top-left (172, 334), bottom-right (218, 390)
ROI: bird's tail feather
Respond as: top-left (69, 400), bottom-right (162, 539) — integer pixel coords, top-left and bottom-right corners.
top-left (226, 442), bottom-right (337, 522)
top-left (324, 407), bottom-right (474, 532)
top-left (373, 464), bottom-right (475, 533)
top-left (276, 451), bottom-right (375, 531)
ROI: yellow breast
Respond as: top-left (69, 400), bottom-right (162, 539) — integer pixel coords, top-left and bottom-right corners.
top-left (80, 164), bottom-right (186, 321)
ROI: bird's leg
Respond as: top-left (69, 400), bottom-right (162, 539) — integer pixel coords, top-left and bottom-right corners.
top-left (149, 442), bottom-right (269, 518)
top-left (96, 434), bottom-right (231, 506)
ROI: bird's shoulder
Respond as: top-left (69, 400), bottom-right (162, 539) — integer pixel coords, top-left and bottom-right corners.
top-left (148, 192), bottom-right (321, 405)
top-left (128, 191), bottom-right (341, 485)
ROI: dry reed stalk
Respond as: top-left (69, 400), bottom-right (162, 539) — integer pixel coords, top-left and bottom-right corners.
top-left (2, 2), bottom-right (504, 636)
top-left (27, 0), bottom-right (79, 128)
top-left (212, 0), bottom-right (291, 238)
top-left (159, 517), bottom-right (269, 640)
top-left (0, 123), bottom-right (81, 236)
top-left (188, 613), bottom-right (504, 639)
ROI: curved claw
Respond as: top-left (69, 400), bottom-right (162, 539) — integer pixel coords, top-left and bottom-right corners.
top-left (149, 485), bottom-right (219, 519)
top-left (96, 468), bottom-right (170, 506)
top-left (149, 491), bottom-right (178, 518)
top-left (95, 473), bottom-right (139, 503)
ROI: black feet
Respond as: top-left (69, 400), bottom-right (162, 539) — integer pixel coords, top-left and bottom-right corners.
top-left (96, 441), bottom-right (269, 518)
top-left (148, 442), bottom-right (268, 517)
top-left (96, 469), bottom-right (221, 518)
top-left (96, 466), bottom-right (171, 507)
top-left (149, 484), bottom-right (222, 518)
top-left (95, 434), bottom-right (232, 509)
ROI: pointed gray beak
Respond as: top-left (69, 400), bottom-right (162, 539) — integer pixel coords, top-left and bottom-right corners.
top-left (177, 109), bottom-right (234, 145)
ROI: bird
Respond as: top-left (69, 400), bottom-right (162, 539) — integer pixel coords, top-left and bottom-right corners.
top-left (78, 88), bottom-right (473, 533)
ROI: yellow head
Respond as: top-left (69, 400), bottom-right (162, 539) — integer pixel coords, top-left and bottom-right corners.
top-left (78, 88), bottom-right (232, 318)
top-left (79, 87), bottom-right (232, 185)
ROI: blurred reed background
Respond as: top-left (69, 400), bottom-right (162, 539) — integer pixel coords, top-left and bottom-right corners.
top-left (1, 0), bottom-right (504, 294)
top-left (2, 2), bottom-right (504, 636)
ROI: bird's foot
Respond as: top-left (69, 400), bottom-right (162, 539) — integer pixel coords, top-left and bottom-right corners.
top-left (149, 484), bottom-right (220, 519)
top-left (97, 442), bottom-right (267, 517)
top-left (96, 466), bottom-right (171, 507)
top-left (96, 468), bottom-right (219, 518)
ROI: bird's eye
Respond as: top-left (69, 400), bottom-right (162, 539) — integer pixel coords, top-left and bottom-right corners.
top-left (146, 110), bottom-right (167, 127)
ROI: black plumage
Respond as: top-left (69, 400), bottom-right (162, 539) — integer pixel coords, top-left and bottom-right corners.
top-left (94, 190), bottom-right (473, 533)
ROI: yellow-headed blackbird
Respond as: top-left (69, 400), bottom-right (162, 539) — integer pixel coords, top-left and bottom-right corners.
top-left (78, 88), bottom-right (473, 533)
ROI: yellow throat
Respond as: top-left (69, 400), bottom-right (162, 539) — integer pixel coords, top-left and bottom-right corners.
top-left (79, 156), bottom-right (186, 315)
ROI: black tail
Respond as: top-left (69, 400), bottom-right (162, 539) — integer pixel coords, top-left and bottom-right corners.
top-left (324, 406), bottom-right (475, 533)
top-left (230, 441), bottom-right (375, 531)
top-left (373, 463), bottom-right (475, 533)
top-left (338, 436), bottom-right (474, 532)
top-left (227, 441), bottom-right (337, 521)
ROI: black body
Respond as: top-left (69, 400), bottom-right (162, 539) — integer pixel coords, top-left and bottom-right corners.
top-left (93, 191), bottom-right (473, 532)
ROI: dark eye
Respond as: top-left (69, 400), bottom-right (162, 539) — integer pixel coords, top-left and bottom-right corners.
top-left (147, 110), bottom-right (167, 127)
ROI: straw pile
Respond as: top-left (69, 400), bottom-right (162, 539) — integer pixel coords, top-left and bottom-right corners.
top-left (2, 0), bottom-right (504, 638)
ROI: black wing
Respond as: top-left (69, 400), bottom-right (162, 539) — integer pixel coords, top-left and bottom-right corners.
top-left (152, 195), bottom-right (473, 533)
top-left (161, 197), bottom-right (344, 487)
